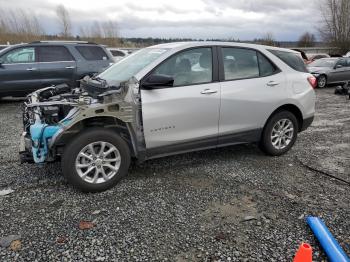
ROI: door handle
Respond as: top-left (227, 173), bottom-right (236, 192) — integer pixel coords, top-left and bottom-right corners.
top-left (26, 68), bottom-right (37, 71)
top-left (200, 89), bottom-right (218, 94)
top-left (65, 66), bottom-right (75, 69)
top-left (266, 81), bottom-right (279, 87)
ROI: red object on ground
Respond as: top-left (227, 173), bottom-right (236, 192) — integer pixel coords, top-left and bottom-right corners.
top-left (293, 243), bottom-right (313, 262)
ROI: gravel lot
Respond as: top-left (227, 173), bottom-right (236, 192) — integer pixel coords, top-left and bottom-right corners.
top-left (0, 89), bottom-right (349, 261)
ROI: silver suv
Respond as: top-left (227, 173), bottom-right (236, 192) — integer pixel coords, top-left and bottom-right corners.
top-left (20, 42), bottom-right (316, 192)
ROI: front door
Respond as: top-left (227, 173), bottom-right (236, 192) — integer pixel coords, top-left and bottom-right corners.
top-left (0, 46), bottom-right (41, 96)
top-left (141, 47), bottom-right (221, 156)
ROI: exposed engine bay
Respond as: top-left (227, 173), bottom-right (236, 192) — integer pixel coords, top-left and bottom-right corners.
top-left (20, 77), bottom-right (145, 164)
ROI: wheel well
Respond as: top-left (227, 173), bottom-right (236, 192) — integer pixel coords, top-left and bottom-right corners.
top-left (317, 74), bottom-right (327, 86)
top-left (55, 116), bottom-right (136, 157)
top-left (267, 104), bottom-right (303, 132)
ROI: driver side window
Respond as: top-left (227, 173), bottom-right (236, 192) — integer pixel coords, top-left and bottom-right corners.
top-left (0, 47), bottom-right (36, 64)
top-left (153, 47), bottom-right (212, 87)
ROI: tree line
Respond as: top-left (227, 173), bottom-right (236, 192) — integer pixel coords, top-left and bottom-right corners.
top-left (0, 5), bottom-right (122, 46)
top-left (0, 0), bottom-right (349, 52)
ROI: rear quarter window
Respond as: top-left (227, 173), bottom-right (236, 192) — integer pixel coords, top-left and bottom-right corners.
top-left (269, 49), bottom-right (308, 73)
top-left (75, 46), bottom-right (109, 61)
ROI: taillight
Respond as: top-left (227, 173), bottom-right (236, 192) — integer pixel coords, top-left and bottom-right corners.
top-left (307, 75), bottom-right (317, 89)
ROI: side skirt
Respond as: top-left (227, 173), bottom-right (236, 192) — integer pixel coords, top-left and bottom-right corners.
top-left (145, 128), bottom-right (262, 160)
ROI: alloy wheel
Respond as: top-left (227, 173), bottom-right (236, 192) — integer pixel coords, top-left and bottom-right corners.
top-left (75, 141), bottom-right (121, 184)
top-left (270, 119), bottom-right (294, 150)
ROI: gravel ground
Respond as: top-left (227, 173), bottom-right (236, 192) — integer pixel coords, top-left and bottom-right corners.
top-left (0, 89), bottom-right (349, 261)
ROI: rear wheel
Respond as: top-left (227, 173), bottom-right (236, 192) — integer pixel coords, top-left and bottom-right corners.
top-left (62, 128), bottom-right (130, 192)
top-left (260, 111), bottom-right (298, 156)
top-left (317, 75), bottom-right (327, 88)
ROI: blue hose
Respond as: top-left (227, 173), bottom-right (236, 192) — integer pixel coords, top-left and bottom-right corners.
top-left (307, 216), bottom-right (350, 262)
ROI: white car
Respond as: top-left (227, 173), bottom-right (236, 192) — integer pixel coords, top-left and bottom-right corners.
top-left (107, 48), bottom-right (129, 62)
top-left (21, 42), bottom-right (316, 192)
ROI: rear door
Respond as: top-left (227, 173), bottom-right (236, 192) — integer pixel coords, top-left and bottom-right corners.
top-left (38, 46), bottom-right (76, 87)
top-left (0, 46), bottom-right (41, 96)
top-left (218, 47), bottom-right (287, 144)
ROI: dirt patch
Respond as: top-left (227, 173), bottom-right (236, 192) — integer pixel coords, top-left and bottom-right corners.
top-left (202, 196), bottom-right (258, 224)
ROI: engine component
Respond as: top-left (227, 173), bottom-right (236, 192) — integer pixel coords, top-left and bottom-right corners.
top-left (39, 84), bottom-right (72, 100)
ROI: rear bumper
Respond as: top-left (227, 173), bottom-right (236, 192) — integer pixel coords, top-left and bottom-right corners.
top-left (301, 116), bottom-right (314, 131)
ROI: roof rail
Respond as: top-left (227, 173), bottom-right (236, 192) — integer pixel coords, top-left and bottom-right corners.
top-left (29, 40), bottom-right (97, 44)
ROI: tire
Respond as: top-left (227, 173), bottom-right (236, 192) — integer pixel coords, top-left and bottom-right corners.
top-left (61, 128), bottom-right (131, 192)
top-left (317, 75), bottom-right (327, 88)
top-left (259, 111), bottom-right (298, 156)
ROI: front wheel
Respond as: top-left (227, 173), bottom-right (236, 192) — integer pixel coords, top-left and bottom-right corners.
top-left (259, 111), bottom-right (298, 156)
top-left (62, 128), bottom-right (131, 192)
top-left (317, 75), bottom-right (327, 88)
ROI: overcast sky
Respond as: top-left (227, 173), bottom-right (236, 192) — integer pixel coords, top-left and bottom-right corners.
top-left (0, 0), bottom-right (321, 40)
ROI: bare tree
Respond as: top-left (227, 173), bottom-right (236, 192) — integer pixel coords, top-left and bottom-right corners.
top-left (298, 32), bottom-right (316, 47)
top-left (256, 32), bottom-right (276, 46)
top-left (0, 8), bottom-right (44, 43)
top-left (79, 20), bottom-right (119, 46)
top-left (56, 4), bottom-right (72, 38)
top-left (319, 0), bottom-right (350, 53)
top-left (101, 20), bottom-right (119, 46)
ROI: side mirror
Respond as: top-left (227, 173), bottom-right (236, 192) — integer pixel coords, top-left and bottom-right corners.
top-left (142, 74), bottom-right (174, 89)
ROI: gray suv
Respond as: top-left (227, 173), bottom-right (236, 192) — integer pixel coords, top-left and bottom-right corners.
top-left (0, 41), bottom-right (114, 97)
top-left (20, 42), bottom-right (315, 192)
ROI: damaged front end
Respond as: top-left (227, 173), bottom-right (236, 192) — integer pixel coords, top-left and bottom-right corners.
top-left (20, 77), bottom-right (144, 164)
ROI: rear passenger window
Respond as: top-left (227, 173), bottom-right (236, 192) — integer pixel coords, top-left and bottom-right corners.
top-left (258, 52), bottom-right (277, 77)
top-left (76, 46), bottom-right (108, 61)
top-left (269, 50), bottom-right (308, 73)
top-left (39, 46), bottom-right (74, 62)
top-left (221, 48), bottom-right (259, 80)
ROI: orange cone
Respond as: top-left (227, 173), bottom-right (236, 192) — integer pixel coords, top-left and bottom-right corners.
top-left (293, 243), bottom-right (312, 262)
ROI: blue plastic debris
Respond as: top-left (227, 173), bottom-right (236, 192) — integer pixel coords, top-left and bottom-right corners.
top-left (30, 123), bottom-right (61, 163)
top-left (307, 216), bottom-right (350, 262)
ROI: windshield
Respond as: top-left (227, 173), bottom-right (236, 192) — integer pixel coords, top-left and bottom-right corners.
top-left (309, 59), bottom-right (336, 67)
top-left (98, 48), bottom-right (169, 84)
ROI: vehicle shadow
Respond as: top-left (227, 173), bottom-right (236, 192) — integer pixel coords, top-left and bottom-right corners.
top-left (0, 97), bottom-right (26, 103)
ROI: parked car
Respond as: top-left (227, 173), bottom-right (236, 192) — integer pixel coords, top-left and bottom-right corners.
top-left (107, 48), bottom-right (129, 62)
top-left (307, 57), bottom-right (350, 88)
top-left (20, 42), bottom-right (316, 192)
top-left (306, 53), bottom-right (330, 64)
top-left (0, 41), bottom-right (114, 97)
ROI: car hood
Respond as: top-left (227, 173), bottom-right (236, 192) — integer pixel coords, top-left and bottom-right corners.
top-left (307, 66), bottom-right (331, 74)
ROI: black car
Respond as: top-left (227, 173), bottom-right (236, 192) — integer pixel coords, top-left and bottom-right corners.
top-left (0, 41), bottom-right (114, 97)
top-left (307, 57), bottom-right (350, 88)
